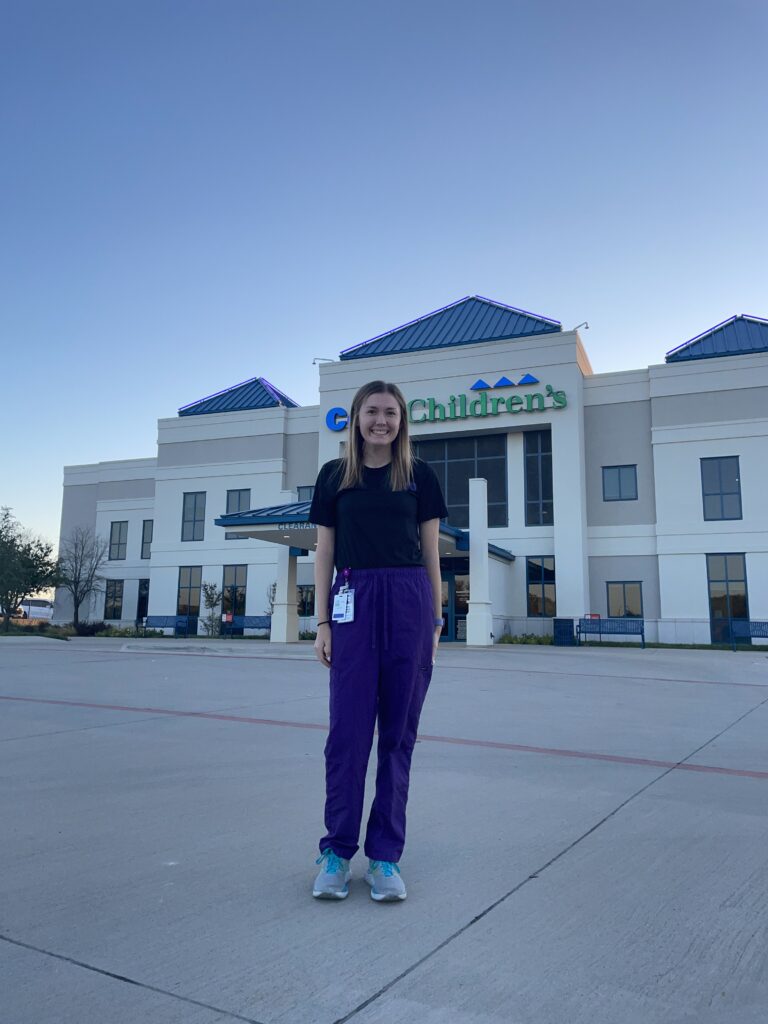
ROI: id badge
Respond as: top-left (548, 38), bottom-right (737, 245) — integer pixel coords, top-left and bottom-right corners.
top-left (332, 589), bottom-right (355, 623)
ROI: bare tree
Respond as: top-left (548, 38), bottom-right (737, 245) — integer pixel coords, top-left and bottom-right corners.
top-left (57, 526), bottom-right (109, 628)
top-left (200, 581), bottom-right (223, 637)
top-left (0, 508), bottom-right (58, 632)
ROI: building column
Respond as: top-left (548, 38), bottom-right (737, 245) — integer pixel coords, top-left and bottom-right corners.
top-left (271, 546), bottom-right (299, 642)
top-left (551, 413), bottom-right (589, 617)
top-left (466, 477), bottom-right (494, 645)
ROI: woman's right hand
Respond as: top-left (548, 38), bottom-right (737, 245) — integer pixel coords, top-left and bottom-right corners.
top-left (314, 623), bottom-right (332, 668)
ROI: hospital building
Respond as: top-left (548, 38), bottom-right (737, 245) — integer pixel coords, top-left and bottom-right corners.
top-left (53, 295), bottom-right (768, 646)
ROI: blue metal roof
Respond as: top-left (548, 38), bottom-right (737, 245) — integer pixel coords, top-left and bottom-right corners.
top-left (215, 502), bottom-right (514, 561)
top-left (179, 376), bottom-right (299, 417)
top-left (339, 295), bottom-right (561, 361)
top-left (215, 502), bottom-right (312, 527)
top-left (438, 521), bottom-right (515, 562)
top-left (666, 315), bottom-right (768, 363)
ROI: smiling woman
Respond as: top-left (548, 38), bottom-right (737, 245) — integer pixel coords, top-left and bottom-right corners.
top-left (307, 379), bottom-right (448, 903)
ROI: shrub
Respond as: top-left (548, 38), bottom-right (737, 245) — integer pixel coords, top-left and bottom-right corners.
top-left (98, 625), bottom-right (141, 637)
top-left (80, 624), bottom-right (164, 638)
top-left (497, 632), bottom-right (553, 645)
top-left (299, 630), bottom-right (317, 640)
top-left (73, 621), bottom-right (106, 636)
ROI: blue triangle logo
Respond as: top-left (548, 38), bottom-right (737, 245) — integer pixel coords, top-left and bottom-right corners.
top-left (494, 376), bottom-right (515, 388)
top-left (517, 373), bottom-right (539, 385)
top-left (470, 378), bottom-right (491, 390)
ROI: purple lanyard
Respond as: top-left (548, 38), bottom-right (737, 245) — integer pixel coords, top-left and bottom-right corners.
top-left (340, 567), bottom-right (351, 590)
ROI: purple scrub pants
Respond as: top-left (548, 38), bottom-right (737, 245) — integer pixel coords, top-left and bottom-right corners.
top-left (320, 566), bottom-right (435, 863)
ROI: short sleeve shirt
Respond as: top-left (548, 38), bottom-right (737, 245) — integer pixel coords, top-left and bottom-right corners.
top-left (308, 458), bottom-right (448, 570)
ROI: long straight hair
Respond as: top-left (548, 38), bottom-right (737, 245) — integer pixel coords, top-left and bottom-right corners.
top-left (339, 380), bottom-right (414, 492)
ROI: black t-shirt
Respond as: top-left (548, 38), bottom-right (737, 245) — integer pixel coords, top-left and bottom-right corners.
top-left (308, 458), bottom-right (448, 570)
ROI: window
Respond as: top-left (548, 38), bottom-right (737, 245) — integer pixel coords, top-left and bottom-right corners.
top-left (136, 579), bottom-right (150, 620)
top-left (701, 457), bottom-right (742, 521)
top-left (414, 433), bottom-right (507, 529)
top-left (524, 431), bottom-right (553, 526)
top-left (104, 579), bottom-right (124, 619)
top-left (526, 557), bottom-right (556, 616)
top-left (225, 489), bottom-right (250, 540)
top-left (109, 521), bottom-right (128, 560)
top-left (181, 492), bottom-right (206, 541)
top-left (607, 582), bottom-right (643, 618)
top-left (222, 564), bottom-right (247, 616)
top-left (297, 585), bottom-right (315, 617)
top-left (297, 485), bottom-right (315, 502)
top-left (707, 553), bottom-right (749, 645)
top-left (177, 566), bottom-right (202, 617)
top-left (602, 465), bottom-right (638, 502)
top-left (141, 520), bottom-right (153, 559)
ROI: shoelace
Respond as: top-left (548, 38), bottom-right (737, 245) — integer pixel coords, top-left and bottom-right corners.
top-left (316, 849), bottom-right (347, 875)
top-left (370, 860), bottom-right (400, 877)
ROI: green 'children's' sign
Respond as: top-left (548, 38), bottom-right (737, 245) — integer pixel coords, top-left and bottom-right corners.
top-left (408, 385), bottom-right (567, 423)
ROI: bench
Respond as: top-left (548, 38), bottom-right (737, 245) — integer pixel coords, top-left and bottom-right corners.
top-left (577, 617), bottom-right (645, 648)
top-left (221, 615), bottom-right (271, 635)
top-left (142, 615), bottom-right (272, 637)
top-left (730, 619), bottom-right (768, 651)
top-left (143, 615), bottom-right (193, 636)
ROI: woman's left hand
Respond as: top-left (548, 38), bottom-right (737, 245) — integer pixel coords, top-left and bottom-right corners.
top-left (432, 625), bottom-right (442, 664)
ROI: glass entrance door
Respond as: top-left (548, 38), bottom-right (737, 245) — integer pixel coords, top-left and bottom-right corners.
top-left (707, 554), bottom-right (749, 645)
top-left (222, 565), bottom-right (247, 637)
top-left (136, 579), bottom-right (149, 622)
top-left (440, 570), bottom-right (469, 642)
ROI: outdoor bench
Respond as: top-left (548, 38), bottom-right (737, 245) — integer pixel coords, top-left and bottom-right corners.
top-left (221, 615), bottom-right (271, 633)
top-left (143, 615), bottom-right (192, 635)
top-left (577, 617), bottom-right (645, 648)
top-left (730, 619), bottom-right (768, 651)
top-left (141, 615), bottom-right (271, 637)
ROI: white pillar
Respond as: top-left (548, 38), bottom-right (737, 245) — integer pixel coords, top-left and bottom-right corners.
top-left (466, 477), bottom-right (494, 646)
top-left (271, 546), bottom-right (299, 642)
top-left (551, 413), bottom-right (589, 617)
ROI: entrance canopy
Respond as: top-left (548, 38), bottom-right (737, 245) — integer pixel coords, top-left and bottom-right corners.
top-left (215, 503), bottom-right (515, 562)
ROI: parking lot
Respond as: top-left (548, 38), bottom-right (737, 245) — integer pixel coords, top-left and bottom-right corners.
top-left (2, 636), bottom-right (767, 1024)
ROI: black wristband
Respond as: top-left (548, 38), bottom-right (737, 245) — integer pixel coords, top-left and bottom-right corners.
top-left (317, 620), bottom-right (330, 627)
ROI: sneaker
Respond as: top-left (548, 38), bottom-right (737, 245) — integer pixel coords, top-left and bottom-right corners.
top-left (365, 859), bottom-right (407, 902)
top-left (312, 849), bottom-right (351, 899)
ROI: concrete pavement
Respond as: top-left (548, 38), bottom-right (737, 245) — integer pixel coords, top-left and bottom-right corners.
top-left (1, 637), bottom-right (767, 1023)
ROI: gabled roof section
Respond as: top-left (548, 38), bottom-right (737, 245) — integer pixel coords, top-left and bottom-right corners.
top-left (178, 376), bottom-right (299, 417)
top-left (666, 315), bottom-right (768, 363)
top-left (339, 295), bottom-right (561, 361)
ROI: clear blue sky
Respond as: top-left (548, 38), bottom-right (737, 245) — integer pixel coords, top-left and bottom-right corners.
top-left (2, 0), bottom-right (766, 546)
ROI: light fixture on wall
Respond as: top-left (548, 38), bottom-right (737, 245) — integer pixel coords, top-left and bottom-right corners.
top-left (312, 357), bottom-right (334, 364)
top-left (573, 322), bottom-right (589, 331)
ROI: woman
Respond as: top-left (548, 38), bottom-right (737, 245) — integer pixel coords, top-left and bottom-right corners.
top-left (309, 380), bottom-right (447, 901)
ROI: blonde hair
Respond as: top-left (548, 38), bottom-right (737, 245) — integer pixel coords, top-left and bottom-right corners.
top-left (339, 380), bottom-right (413, 492)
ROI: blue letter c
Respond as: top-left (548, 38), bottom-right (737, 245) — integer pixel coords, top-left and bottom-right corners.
top-left (326, 407), bottom-right (348, 432)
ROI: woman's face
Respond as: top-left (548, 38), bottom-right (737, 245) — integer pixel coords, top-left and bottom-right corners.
top-left (357, 391), bottom-right (402, 450)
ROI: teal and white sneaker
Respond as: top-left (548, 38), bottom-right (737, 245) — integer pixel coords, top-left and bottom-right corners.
top-left (365, 859), bottom-right (407, 902)
top-left (312, 849), bottom-right (352, 899)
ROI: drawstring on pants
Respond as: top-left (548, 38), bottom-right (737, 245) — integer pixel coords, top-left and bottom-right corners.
top-left (369, 574), bottom-right (391, 652)
top-left (370, 575), bottom-right (378, 651)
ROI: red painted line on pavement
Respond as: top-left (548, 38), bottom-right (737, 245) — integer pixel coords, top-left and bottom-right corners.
top-left (417, 733), bottom-right (768, 779)
top-left (0, 695), bottom-right (328, 732)
top-left (2, 694), bottom-right (767, 780)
